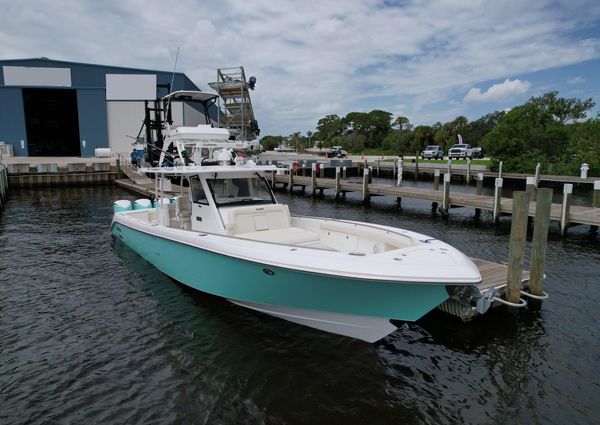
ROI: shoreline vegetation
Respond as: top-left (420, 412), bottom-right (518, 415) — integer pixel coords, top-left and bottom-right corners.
top-left (260, 92), bottom-right (599, 177)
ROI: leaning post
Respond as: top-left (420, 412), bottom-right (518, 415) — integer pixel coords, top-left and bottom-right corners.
top-left (529, 188), bottom-right (553, 297)
top-left (288, 164), bottom-right (294, 192)
top-left (506, 191), bottom-right (530, 304)
top-left (534, 162), bottom-right (541, 186)
top-left (493, 177), bottom-right (503, 224)
top-left (560, 183), bottom-right (573, 237)
top-left (498, 161), bottom-right (503, 178)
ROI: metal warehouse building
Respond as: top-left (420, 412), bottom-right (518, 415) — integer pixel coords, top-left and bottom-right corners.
top-left (0, 58), bottom-right (216, 157)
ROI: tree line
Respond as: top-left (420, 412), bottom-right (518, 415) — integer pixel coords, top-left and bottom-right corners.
top-left (260, 91), bottom-right (599, 176)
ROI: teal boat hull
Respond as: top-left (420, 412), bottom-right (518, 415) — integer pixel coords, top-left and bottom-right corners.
top-left (112, 222), bottom-right (450, 322)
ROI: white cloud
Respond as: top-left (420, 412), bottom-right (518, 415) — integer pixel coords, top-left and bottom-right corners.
top-left (568, 76), bottom-right (586, 84)
top-left (1, 0), bottom-right (599, 134)
top-left (464, 79), bottom-right (532, 103)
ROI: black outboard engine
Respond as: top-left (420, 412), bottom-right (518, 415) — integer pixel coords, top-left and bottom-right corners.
top-left (249, 76), bottom-right (256, 90)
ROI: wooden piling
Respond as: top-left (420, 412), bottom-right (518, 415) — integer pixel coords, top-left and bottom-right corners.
top-left (362, 168), bottom-right (370, 203)
top-left (466, 158), bottom-right (471, 184)
top-left (319, 164), bottom-right (325, 178)
top-left (493, 178), bottom-right (503, 223)
top-left (506, 191), bottom-right (530, 304)
top-left (116, 157), bottom-right (123, 179)
top-left (335, 167), bottom-right (341, 199)
top-left (433, 169), bottom-right (440, 191)
top-left (442, 173), bottom-right (451, 212)
top-left (397, 160), bottom-right (403, 186)
top-left (560, 183), bottom-right (573, 236)
top-left (415, 152), bottom-right (419, 175)
top-left (476, 173), bottom-right (483, 195)
top-left (376, 160), bottom-right (380, 177)
top-left (342, 166), bottom-right (347, 179)
top-left (593, 180), bottom-right (600, 208)
top-left (311, 163), bottom-right (317, 196)
top-left (529, 188), bottom-right (553, 296)
top-left (525, 176), bottom-right (536, 197)
top-left (288, 166), bottom-right (293, 192)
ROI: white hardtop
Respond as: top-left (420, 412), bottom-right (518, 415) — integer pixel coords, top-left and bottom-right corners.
top-left (162, 90), bottom-right (219, 103)
top-left (170, 124), bottom-right (230, 140)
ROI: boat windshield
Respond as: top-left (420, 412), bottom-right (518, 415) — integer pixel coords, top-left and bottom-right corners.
top-left (207, 175), bottom-right (276, 206)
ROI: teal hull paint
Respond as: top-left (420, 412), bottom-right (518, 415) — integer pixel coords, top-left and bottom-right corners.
top-left (112, 223), bottom-right (449, 321)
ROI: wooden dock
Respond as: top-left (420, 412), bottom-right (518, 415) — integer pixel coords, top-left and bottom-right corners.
top-left (272, 173), bottom-right (600, 232)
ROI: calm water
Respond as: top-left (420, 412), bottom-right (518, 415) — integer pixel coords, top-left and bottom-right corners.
top-left (1, 183), bottom-right (599, 425)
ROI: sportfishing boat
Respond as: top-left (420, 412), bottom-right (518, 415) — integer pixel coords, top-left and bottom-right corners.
top-left (112, 127), bottom-right (483, 343)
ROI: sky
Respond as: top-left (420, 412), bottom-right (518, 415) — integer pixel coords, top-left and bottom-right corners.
top-left (1, 0), bottom-right (600, 137)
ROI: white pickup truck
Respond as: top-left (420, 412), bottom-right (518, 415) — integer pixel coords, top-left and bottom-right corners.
top-left (448, 144), bottom-right (473, 159)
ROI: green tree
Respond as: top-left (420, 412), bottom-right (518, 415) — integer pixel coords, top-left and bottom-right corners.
top-left (316, 115), bottom-right (346, 142)
top-left (482, 91), bottom-right (595, 173)
top-left (392, 116), bottom-right (412, 131)
top-left (259, 135), bottom-right (286, 151)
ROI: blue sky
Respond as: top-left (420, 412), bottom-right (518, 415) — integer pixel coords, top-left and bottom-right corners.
top-left (1, 0), bottom-right (599, 137)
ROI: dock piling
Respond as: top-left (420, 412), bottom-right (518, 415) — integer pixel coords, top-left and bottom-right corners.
top-left (476, 173), bottom-right (484, 195)
top-left (288, 165), bottom-right (293, 192)
top-left (506, 191), bottom-right (530, 304)
top-left (525, 176), bottom-right (536, 197)
top-left (560, 183), bottom-right (573, 236)
top-left (442, 173), bottom-right (451, 213)
top-left (593, 180), bottom-right (600, 208)
top-left (362, 168), bottom-right (370, 204)
top-left (530, 188), bottom-right (553, 297)
top-left (311, 163), bottom-right (317, 196)
top-left (342, 166), bottom-right (347, 179)
top-left (433, 169), bottom-right (440, 191)
top-left (415, 152), bottom-right (419, 175)
top-left (335, 167), bottom-right (341, 199)
top-left (466, 158), bottom-right (471, 183)
top-left (397, 160), bottom-right (403, 187)
top-left (493, 178), bottom-right (503, 223)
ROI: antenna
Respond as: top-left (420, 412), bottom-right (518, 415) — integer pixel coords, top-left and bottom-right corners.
top-left (164, 47), bottom-right (180, 127)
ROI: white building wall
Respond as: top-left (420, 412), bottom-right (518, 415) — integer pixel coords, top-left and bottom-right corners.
top-left (106, 102), bottom-right (187, 154)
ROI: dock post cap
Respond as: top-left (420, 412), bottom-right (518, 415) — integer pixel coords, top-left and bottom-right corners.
top-left (526, 176), bottom-right (536, 185)
top-left (434, 169), bottom-right (440, 176)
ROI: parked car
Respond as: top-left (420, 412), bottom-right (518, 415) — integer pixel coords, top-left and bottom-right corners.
top-left (326, 147), bottom-right (347, 158)
top-left (448, 144), bottom-right (473, 159)
top-left (421, 145), bottom-right (444, 160)
top-left (470, 147), bottom-right (485, 159)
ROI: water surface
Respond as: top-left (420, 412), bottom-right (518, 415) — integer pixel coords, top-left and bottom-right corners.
top-left (1, 185), bottom-right (599, 424)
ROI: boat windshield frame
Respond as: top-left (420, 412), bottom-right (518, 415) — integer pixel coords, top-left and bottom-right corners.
top-left (205, 173), bottom-right (276, 207)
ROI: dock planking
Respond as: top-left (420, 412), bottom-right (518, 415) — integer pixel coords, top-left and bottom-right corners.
top-left (273, 174), bottom-right (600, 230)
